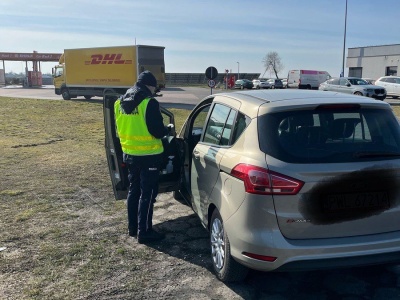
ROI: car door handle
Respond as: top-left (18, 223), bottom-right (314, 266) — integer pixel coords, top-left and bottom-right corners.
top-left (193, 150), bottom-right (200, 159)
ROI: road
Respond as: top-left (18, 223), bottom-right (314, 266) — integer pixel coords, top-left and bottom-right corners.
top-left (2, 85), bottom-right (400, 108)
top-left (0, 85), bottom-right (229, 109)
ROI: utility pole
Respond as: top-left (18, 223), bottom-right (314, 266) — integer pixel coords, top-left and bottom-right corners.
top-left (341, 0), bottom-right (348, 77)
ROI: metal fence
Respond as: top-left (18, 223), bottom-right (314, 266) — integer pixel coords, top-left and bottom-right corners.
top-left (165, 73), bottom-right (261, 86)
top-left (4, 73), bottom-right (262, 87)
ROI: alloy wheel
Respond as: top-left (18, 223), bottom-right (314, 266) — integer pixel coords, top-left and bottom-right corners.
top-left (211, 217), bottom-right (225, 270)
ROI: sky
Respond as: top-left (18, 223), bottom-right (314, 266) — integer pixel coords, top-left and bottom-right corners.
top-left (1, 0), bottom-right (400, 78)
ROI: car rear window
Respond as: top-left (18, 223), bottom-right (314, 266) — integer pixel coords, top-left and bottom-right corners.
top-left (258, 106), bottom-right (400, 163)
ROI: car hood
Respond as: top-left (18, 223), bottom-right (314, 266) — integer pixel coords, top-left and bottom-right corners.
top-left (362, 84), bottom-right (384, 89)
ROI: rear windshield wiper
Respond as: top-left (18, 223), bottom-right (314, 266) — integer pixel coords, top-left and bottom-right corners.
top-left (354, 152), bottom-right (400, 158)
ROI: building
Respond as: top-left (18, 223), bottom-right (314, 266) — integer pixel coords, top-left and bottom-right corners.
top-left (347, 44), bottom-right (400, 80)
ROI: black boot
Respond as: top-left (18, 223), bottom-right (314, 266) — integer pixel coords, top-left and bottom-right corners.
top-left (128, 227), bottom-right (137, 238)
top-left (137, 229), bottom-right (165, 244)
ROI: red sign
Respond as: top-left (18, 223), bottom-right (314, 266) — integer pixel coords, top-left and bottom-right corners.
top-left (0, 52), bottom-right (61, 61)
top-left (86, 53), bottom-right (132, 65)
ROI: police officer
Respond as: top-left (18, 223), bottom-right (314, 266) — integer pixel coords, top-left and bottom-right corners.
top-left (114, 70), bottom-right (170, 243)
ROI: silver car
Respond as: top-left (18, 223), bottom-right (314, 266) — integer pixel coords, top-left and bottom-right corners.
top-left (104, 89), bottom-right (400, 282)
top-left (319, 77), bottom-right (386, 100)
top-left (252, 79), bottom-right (270, 89)
top-left (267, 78), bottom-right (284, 89)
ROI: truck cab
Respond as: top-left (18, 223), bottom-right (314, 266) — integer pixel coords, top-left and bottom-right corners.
top-left (52, 64), bottom-right (65, 98)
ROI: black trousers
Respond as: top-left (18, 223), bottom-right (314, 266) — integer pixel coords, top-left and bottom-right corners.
top-left (126, 162), bottom-right (160, 235)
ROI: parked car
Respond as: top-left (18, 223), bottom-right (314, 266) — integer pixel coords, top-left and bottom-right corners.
top-left (252, 79), bottom-right (270, 89)
top-left (281, 78), bottom-right (288, 88)
top-left (375, 76), bottom-right (400, 99)
top-left (319, 77), bottom-right (386, 100)
top-left (267, 78), bottom-right (284, 89)
top-left (104, 89), bottom-right (400, 282)
top-left (234, 79), bottom-right (253, 89)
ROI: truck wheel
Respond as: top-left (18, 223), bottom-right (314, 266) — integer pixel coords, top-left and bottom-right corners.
top-left (61, 88), bottom-right (71, 100)
top-left (307, 85), bottom-right (312, 90)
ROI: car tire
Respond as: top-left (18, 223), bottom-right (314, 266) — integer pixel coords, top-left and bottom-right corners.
top-left (354, 92), bottom-right (363, 96)
top-left (210, 209), bottom-right (249, 282)
top-left (256, 86), bottom-right (260, 89)
top-left (240, 85), bottom-right (244, 90)
top-left (271, 85), bottom-right (275, 89)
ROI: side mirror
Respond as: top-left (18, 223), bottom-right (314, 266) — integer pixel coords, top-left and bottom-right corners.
top-left (346, 83), bottom-right (351, 87)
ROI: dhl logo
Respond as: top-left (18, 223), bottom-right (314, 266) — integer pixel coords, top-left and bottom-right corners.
top-left (85, 54), bottom-right (132, 65)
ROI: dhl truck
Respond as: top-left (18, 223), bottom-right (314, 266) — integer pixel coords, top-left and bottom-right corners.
top-left (53, 45), bottom-right (165, 100)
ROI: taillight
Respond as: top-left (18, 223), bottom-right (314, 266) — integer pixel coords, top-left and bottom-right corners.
top-left (242, 252), bottom-right (277, 262)
top-left (230, 164), bottom-right (304, 195)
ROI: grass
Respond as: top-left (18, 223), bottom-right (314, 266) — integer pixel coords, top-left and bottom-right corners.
top-left (0, 96), bottom-right (190, 299)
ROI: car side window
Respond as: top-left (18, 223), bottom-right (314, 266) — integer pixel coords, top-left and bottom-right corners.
top-left (203, 103), bottom-right (235, 146)
top-left (231, 112), bottom-right (251, 144)
top-left (330, 78), bottom-right (340, 85)
top-left (219, 109), bottom-right (236, 146)
top-left (387, 78), bottom-right (396, 83)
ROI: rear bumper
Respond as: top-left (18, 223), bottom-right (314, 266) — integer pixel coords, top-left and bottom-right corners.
top-left (225, 196), bottom-right (400, 272)
top-left (275, 250), bottom-right (400, 271)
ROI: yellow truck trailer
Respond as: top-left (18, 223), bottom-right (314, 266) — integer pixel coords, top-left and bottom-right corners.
top-left (53, 45), bottom-right (165, 100)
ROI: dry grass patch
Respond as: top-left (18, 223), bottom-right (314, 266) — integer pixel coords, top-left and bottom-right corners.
top-left (0, 96), bottom-right (190, 299)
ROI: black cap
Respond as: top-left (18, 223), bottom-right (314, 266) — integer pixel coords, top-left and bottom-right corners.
top-left (138, 70), bottom-right (157, 87)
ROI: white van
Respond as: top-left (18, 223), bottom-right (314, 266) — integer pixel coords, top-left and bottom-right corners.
top-left (287, 70), bottom-right (331, 89)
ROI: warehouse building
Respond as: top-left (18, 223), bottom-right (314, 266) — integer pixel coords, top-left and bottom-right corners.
top-left (347, 44), bottom-right (400, 80)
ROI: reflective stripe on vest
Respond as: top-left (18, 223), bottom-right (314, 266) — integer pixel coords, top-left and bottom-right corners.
top-left (114, 98), bottom-right (163, 156)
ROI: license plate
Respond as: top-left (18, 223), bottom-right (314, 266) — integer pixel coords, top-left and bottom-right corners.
top-left (323, 191), bottom-right (390, 213)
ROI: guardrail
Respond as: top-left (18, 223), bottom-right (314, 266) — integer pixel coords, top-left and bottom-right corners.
top-left (166, 73), bottom-right (261, 86)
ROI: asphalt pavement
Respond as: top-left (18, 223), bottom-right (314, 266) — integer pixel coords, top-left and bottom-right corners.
top-left (2, 85), bottom-right (400, 108)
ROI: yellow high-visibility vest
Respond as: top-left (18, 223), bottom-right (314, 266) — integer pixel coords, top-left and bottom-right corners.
top-left (114, 98), bottom-right (163, 156)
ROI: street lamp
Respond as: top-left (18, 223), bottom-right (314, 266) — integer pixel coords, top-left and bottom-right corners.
top-left (237, 62), bottom-right (240, 80)
top-left (341, 0), bottom-right (348, 77)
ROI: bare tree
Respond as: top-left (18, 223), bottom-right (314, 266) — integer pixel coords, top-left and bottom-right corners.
top-left (262, 51), bottom-right (284, 79)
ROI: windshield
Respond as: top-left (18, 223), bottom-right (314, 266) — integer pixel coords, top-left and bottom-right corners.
top-left (258, 107), bottom-right (400, 163)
